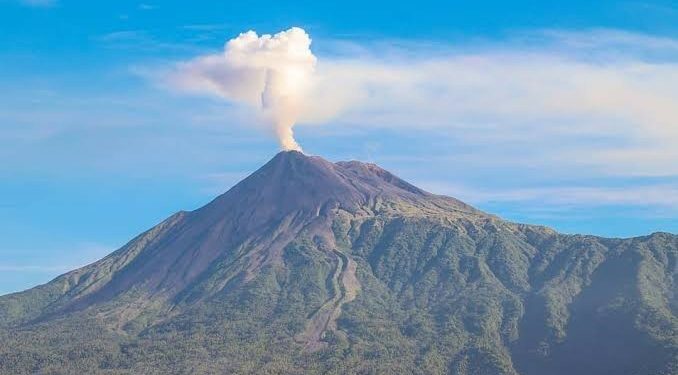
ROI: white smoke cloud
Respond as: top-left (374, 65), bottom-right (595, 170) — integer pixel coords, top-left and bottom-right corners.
top-left (163, 28), bottom-right (678, 175)
top-left (171, 27), bottom-right (316, 151)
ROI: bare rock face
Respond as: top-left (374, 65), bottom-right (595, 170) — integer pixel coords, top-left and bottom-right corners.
top-left (0, 151), bottom-right (676, 375)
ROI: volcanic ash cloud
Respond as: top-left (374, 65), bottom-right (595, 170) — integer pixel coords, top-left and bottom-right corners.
top-left (173, 27), bottom-right (316, 152)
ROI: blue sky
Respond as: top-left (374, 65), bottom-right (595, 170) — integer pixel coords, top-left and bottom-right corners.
top-left (1, 0), bottom-right (678, 295)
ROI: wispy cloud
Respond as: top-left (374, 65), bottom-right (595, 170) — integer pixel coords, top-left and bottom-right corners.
top-left (0, 242), bottom-right (112, 275)
top-left (159, 28), bottom-right (678, 177)
top-left (423, 182), bottom-right (678, 212)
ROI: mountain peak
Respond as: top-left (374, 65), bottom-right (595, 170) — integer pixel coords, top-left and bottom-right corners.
top-left (266, 149), bottom-right (323, 169)
top-left (206, 151), bottom-right (481, 232)
top-left (3, 151), bottom-right (676, 375)
top-left (21, 152), bottom-right (483, 311)
top-left (262, 150), bottom-right (435, 199)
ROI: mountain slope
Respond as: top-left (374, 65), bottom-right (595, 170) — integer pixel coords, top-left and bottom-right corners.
top-left (0, 151), bottom-right (676, 374)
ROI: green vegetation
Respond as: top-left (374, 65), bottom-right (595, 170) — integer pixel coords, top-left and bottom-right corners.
top-left (0, 152), bottom-right (675, 374)
top-left (0, 212), bottom-right (675, 374)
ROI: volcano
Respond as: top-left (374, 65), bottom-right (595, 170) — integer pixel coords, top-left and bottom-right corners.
top-left (1, 151), bottom-right (676, 375)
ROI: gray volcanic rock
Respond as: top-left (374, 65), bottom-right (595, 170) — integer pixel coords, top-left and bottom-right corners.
top-left (0, 151), bottom-right (676, 375)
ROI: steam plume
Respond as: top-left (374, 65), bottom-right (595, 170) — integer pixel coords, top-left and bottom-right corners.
top-left (173, 27), bottom-right (316, 151)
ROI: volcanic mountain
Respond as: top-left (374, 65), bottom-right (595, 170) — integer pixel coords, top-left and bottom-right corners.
top-left (1, 151), bottom-right (676, 375)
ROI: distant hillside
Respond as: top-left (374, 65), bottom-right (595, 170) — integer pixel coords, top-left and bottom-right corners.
top-left (1, 151), bottom-right (676, 374)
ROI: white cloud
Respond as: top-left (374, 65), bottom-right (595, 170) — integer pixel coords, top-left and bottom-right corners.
top-left (163, 28), bottom-right (678, 176)
top-left (423, 182), bottom-right (678, 212)
top-left (169, 27), bottom-right (316, 151)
